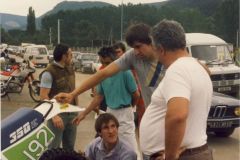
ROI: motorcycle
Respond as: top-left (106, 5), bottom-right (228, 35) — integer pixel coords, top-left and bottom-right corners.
top-left (0, 60), bottom-right (41, 102)
top-left (1, 99), bottom-right (85, 160)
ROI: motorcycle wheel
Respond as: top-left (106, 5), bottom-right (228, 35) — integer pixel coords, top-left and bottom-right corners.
top-left (1, 86), bottom-right (7, 97)
top-left (29, 80), bottom-right (41, 102)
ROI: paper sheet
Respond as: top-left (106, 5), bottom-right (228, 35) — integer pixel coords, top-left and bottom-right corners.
top-left (34, 99), bottom-right (85, 120)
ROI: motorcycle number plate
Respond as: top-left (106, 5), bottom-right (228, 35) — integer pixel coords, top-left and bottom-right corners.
top-left (2, 124), bottom-right (55, 160)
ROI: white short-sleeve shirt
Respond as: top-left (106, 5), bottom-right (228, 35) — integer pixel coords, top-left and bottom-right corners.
top-left (139, 57), bottom-right (213, 155)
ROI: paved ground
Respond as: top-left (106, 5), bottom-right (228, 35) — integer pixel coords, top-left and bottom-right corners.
top-left (1, 68), bottom-right (239, 160)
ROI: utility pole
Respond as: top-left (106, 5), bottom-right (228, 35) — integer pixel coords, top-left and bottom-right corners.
top-left (238, 0), bottom-right (240, 48)
top-left (49, 27), bottom-right (52, 45)
top-left (120, 0), bottom-right (123, 41)
top-left (0, 14), bottom-right (2, 44)
top-left (58, 19), bottom-right (61, 44)
top-left (237, 30), bottom-right (239, 49)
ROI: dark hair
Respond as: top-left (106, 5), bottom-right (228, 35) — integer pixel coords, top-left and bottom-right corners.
top-left (95, 113), bottom-right (119, 133)
top-left (97, 46), bottom-right (116, 61)
top-left (151, 19), bottom-right (186, 51)
top-left (39, 148), bottom-right (87, 160)
top-left (125, 23), bottom-right (152, 47)
top-left (112, 41), bottom-right (126, 52)
top-left (53, 43), bottom-right (70, 62)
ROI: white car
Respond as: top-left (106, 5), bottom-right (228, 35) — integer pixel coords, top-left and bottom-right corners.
top-left (92, 56), bottom-right (101, 72)
top-left (23, 45), bottom-right (49, 67)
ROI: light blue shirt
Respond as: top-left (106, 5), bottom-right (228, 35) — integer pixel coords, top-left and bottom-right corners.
top-left (97, 70), bottom-right (137, 109)
top-left (85, 137), bottom-right (137, 160)
top-left (40, 61), bottom-right (64, 88)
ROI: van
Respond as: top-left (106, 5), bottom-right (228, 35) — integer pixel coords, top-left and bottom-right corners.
top-left (186, 33), bottom-right (240, 97)
top-left (23, 45), bottom-right (49, 67)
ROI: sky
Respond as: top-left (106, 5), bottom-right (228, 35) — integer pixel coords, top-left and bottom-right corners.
top-left (0, 0), bottom-right (166, 17)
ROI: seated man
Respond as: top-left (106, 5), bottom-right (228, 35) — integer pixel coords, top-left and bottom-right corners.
top-left (85, 113), bottom-right (137, 160)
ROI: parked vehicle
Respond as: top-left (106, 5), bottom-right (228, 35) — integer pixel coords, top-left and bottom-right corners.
top-left (186, 33), bottom-right (240, 97)
top-left (92, 56), bottom-right (101, 73)
top-left (0, 60), bottom-right (41, 102)
top-left (23, 45), bottom-right (49, 67)
top-left (72, 51), bottom-right (83, 71)
top-left (76, 53), bottom-right (98, 73)
top-left (48, 50), bottom-right (54, 63)
top-left (207, 92), bottom-right (240, 137)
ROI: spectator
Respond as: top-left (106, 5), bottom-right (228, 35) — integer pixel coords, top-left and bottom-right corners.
top-left (140, 19), bottom-right (213, 160)
top-left (72, 46), bottom-right (140, 156)
top-left (85, 113), bottom-right (137, 160)
top-left (40, 43), bottom-right (78, 150)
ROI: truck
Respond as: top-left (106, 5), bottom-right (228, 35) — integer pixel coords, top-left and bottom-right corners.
top-left (186, 33), bottom-right (240, 97)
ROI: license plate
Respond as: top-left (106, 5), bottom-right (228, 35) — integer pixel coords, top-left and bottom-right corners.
top-left (217, 86), bottom-right (231, 92)
top-left (36, 57), bottom-right (43, 59)
top-left (207, 121), bottom-right (233, 128)
top-left (2, 124), bottom-right (54, 160)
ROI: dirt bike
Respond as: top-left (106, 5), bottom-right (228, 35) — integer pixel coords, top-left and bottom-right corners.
top-left (0, 60), bottom-right (41, 102)
top-left (1, 100), bottom-right (85, 160)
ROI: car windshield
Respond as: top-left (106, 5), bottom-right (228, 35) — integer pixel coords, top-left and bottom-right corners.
top-left (32, 47), bottom-right (47, 55)
top-left (190, 45), bottom-right (233, 64)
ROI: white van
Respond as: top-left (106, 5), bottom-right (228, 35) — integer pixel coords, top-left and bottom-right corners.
top-left (186, 33), bottom-right (240, 97)
top-left (23, 45), bottom-right (49, 67)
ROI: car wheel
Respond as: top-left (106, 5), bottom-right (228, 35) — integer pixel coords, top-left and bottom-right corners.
top-left (214, 128), bottom-right (234, 137)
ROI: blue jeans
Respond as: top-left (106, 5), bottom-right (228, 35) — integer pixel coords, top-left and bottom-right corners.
top-left (47, 112), bottom-right (77, 150)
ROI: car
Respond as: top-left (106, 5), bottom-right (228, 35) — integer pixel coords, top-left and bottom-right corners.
top-left (92, 56), bottom-right (101, 73)
top-left (77, 53), bottom-right (98, 73)
top-left (72, 51), bottom-right (83, 71)
top-left (207, 92), bottom-right (240, 137)
top-left (48, 50), bottom-right (54, 63)
top-left (23, 45), bottom-right (49, 67)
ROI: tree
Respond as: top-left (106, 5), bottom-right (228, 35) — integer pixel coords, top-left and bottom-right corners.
top-left (214, 0), bottom-right (239, 45)
top-left (27, 7), bottom-right (36, 34)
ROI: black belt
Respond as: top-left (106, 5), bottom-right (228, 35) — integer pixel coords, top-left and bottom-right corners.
top-left (181, 143), bottom-right (208, 156)
top-left (117, 104), bottom-right (131, 109)
top-left (149, 144), bottom-right (208, 159)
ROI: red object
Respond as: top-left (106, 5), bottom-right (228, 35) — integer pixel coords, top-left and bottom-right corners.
top-left (131, 69), bottom-right (145, 127)
top-left (1, 65), bottom-right (20, 76)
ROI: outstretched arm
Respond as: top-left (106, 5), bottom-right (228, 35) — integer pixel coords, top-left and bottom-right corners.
top-left (72, 94), bottom-right (104, 125)
top-left (55, 62), bottom-right (120, 103)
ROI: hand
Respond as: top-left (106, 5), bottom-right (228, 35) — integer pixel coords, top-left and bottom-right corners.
top-left (52, 115), bottom-right (64, 130)
top-left (175, 147), bottom-right (186, 159)
top-left (72, 112), bottom-right (86, 125)
top-left (165, 147), bottom-right (186, 160)
top-left (150, 151), bottom-right (165, 160)
top-left (54, 92), bottom-right (73, 104)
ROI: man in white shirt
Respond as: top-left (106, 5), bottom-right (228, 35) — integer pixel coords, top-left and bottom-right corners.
top-left (140, 19), bottom-right (213, 160)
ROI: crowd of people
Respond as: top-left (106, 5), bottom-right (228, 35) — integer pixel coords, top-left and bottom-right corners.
top-left (40, 19), bottom-right (214, 160)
